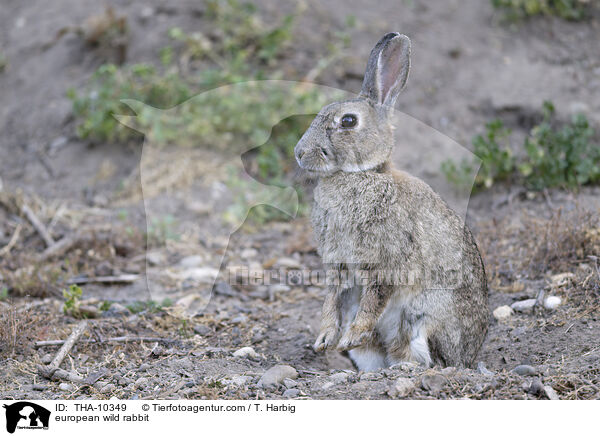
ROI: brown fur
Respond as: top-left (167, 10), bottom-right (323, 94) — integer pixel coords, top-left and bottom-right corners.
top-left (295, 33), bottom-right (488, 370)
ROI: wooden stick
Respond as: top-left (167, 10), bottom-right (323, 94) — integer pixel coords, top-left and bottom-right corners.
top-left (38, 320), bottom-right (88, 379)
top-left (66, 274), bottom-right (139, 285)
top-left (21, 202), bottom-right (55, 247)
top-left (0, 223), bottom-right (22, 257)
top-left (35, 335), bottom-right (175, 348)
top-left (37, 232), bottom-right (81, 262)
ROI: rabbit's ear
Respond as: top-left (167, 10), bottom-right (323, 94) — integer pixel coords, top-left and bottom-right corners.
top-left (360, 33), bottom-right (411, 108)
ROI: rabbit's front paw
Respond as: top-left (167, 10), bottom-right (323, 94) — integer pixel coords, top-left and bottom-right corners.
top-left (337, 324), bottom-right (373, 351)
top-left (313, 326), bottom-right (339, 352)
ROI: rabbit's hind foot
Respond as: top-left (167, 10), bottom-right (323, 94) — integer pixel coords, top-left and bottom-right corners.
top-left (348, 346), bottom-right (387, 372)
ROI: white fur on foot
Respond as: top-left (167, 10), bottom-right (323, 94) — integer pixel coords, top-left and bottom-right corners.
top-left (349, 347), bottom-right (387, 372)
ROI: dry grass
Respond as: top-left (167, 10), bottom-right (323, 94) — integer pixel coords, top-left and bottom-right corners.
top-left (478, 206), bottom-right (600, 286)
top-left (0, 304), bottom-right (43, 356)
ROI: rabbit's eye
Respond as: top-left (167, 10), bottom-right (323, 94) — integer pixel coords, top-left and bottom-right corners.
top-left (340, 114), bottom-right (357, 128)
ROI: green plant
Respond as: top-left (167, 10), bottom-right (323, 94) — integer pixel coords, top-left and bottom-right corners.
top-left (442, 119), bottom-right (515, 191)
top-left (147, 215), bottom-right (178, 246)
top-left (99, 301), bottom-right (113, 312)
top-left (0, 53), bottom-right (7, 73)
top-left (520, 102), bottom-right (600, 189)
top-left (62, 284), bottom-right (83, 316)
top-left (0, 288), bottom-right (8, 301)
top-left (442, 101), bottom-right (600, 192)
top-left (491, 0), bottom-right (591, 21)
top-left (126, 298), bottom-right (172, 314)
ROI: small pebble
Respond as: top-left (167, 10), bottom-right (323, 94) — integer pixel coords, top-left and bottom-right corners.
top-left (329, 372), bottom-right (349, 384)
top-left (512, 364), bottom-right (537, 376)
top-left (477, 362), bottom-right (495, 376)
top-left (233, 346), bottom-right (259, 359)
top-left (544, 296), bottom-right (561, 310)
top-left (492, 305), bottom-right (513, 321)
top-left (283, 388), bottom-right (300, 398)
top-left (421, 374), bottom-right (446, 394)
top-left (258, 365), bottom-right (297, 389)
top-left (179, 255), bottom-right (204, 268)
top-left (511, 299), bottom-right (537, 313)
top-left (59, 383), bottom-right (71, 392)
top-left (274, 257), bottom-right (302, 269)
top-left (360, 372), bottom-right (383, 381)
top-left (139, 363), bottom-right (151, 372)
top-left (41, 353), bottom-right (53, 365)
top-left (100, 383), bottom-right (116, 394)
top-left (283, 378), bottom-right (298, 389)
top-left (134, 377), bottom-right (148, 388)
top-left (229, 375), bottom-right (250, 387)
top-left (528, 378), bottom-right (545, 397)
top-left (321, 382), bottom-right (335, 390)
top-left (544, 385), bottom-right (560, 400)
top-left (241, 248), bottom-right (258, 258)
top-left (388, 377), bottom-right (415, 398)
top-left (193, 324), bottom-right (212, 336)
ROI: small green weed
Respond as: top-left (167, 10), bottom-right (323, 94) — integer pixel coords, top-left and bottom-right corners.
top-left (126, 298), bottom-right (173, 314)
top-left (442, 101), bottom-right (600, 191)
top-left (491, 0), bottom-right (591, 21)
top-left (62, 284), bottom-right (83, 316)
top-left (147, 215), bottom-right (179, 246)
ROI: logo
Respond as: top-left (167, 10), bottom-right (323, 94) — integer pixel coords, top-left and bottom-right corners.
top-left (3, 402), bottom-right (50, 433)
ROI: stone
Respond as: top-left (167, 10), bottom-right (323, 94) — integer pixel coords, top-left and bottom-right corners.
top-left (544, 296), bottom-right (561, 310)
top-left (233, 346), bottom-right (259, 359)
top-left (177, 267), bottom-right (219, 284)
top-left (360, 372), bottom-right (383, 381)
top-left (329, 372), bottom-right (349, 384)
top-left (230, 375), bottom-right (251, 387)
top-left (134, 377), bottom-right (148, 389)
top-left (544, 385), bottom-right (560, 400)
top-left (241, 248), bottom-right (258, 259)
top-left (528, 378), bottom-right (545, 397)
top-left (213, 281), bottom-right (237, 297)
top-left (321, 382), bottom-right (335, 390)
top-left (193, 324), bottom-right (212, 336)
top-left (100, 383), bottom-right (116, 394)
top-left (258, 365), bottom-right (298, 389)
top-left (512, 364), bottom-right (537, 376)
top-left (511, 299), bottom-right (537, 313)
top-left (421, 374), bottom-right (446, 394)
top-left (41, 353), bottom-right (53, 365)
top-left (283, 378), bottom-right (298, 389)
top-left (78, 305), bottom-right (99, 318)
top-left (493, 305), bottom-right (513, 321)
top-left (145, 252), bottom-right (165, 266)
top-left (179, 255), bottom-right (205, 268)
top-left (283, 388), bottom-right (300, 398)
top-left (230, 314), bottom-right (248, 325)
top-left (477, 362), bottom-right (495, 376)
top-left (550, 272), bottom-right (575, 287)
top-left (59, 383), bottom-right (71, 391)
top-left (106, 303), bottom-right (131, 316)
top-left (274, 257), bottom-right (302, 269)
top-left (139, 363), bottom-right (151, 372)
top-left (388, 377), bottom-right (415, 398)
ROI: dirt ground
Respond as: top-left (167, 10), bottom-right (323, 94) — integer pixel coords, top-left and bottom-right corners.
top-left (1, 0), bottom-right (599, 400)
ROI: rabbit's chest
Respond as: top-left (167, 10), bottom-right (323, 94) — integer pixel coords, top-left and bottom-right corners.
top-left (311, 175), bottom-right (397, 264)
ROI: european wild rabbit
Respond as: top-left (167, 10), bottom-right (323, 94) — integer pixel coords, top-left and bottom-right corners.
top-left (294, 33), bottom-right (488, 371)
